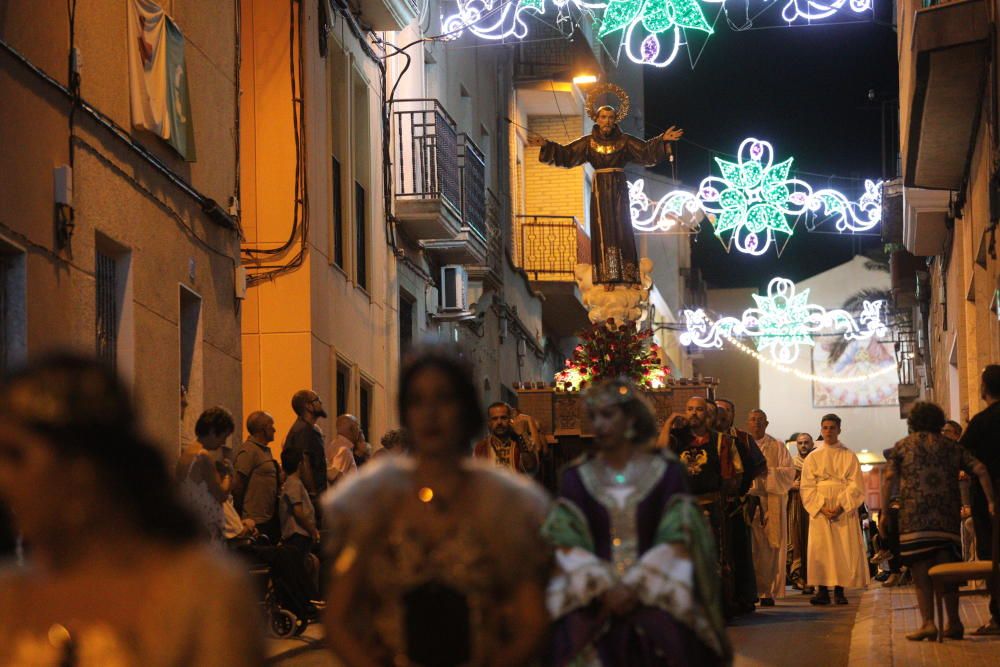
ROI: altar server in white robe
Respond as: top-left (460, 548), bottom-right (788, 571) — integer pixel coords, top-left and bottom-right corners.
top-left (747, 409), bottom-right (797, 605)
top-left (800, 413), bottom-right (870, 606)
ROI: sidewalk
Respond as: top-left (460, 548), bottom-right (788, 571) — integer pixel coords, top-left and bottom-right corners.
top-left (848, 585), bottom-right (998, 667)
top-left (265, 624), bottom-right (334, 666)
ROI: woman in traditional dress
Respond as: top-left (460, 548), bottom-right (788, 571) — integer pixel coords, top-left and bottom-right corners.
top-left (544, 379), bottom-right (731, 666)
top-left (0, 355), bottom-right (262, 665)
top-left (322, 348), bottom-right (552, 667)
top-left (882, 401), bottom-right (995, 641)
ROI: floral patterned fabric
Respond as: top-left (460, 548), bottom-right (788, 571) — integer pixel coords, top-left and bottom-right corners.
top-left (886, 432), bottom-right (981, 550)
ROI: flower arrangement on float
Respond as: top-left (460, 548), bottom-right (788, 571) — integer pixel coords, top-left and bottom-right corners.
top-left (555, 319), bottom-right (670, 391)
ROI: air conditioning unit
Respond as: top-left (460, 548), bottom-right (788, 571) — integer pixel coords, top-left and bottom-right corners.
top-left (440, 265), bottom-right (468, 311)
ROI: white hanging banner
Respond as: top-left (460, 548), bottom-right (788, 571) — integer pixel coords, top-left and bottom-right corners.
top-left (127, 0), bottom-right (196, 160)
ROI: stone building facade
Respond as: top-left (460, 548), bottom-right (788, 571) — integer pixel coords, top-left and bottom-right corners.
top-left (891, 0), bottom-right (1000, 421)
top-left (0, 0), bottom-right (244, 457)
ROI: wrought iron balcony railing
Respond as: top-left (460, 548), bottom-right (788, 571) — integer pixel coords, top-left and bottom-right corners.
top-left (486, 189), bottom-right (504, 284)
top-left (460, 134), bottom-right (487, 243)
top-left (514, 215), bottom-right (591, 282)
top-left (391, 99), bottom-right (461, 214)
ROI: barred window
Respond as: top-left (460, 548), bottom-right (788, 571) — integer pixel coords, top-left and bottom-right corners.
top-left (95, 249), bottom-right (118, 370)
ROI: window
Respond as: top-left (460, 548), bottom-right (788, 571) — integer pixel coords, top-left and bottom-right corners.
top-left (355, 182), bottom-right (367, 289)
top-left (351, 69), bottom-right (370, 290)
top-left (336, 362), bottom-right (350, 418)
top-left (0, 242), bottom-right (26, 375)
top-left (332, 156), bottom-right (344, 268)
top-left (94, 235), bottom-right (134, 380)
top-left (399, 291), bottom-right (414, 354)
top-left (328, 44), bottom-right (348, 270)
top-left (95, 249), bottom-right (118, 369)
top-left (359, 379), bottom-right (372, 442)
top-left (179, 286), bottom-right (202, 400)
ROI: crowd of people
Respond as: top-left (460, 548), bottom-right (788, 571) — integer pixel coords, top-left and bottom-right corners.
top-left (0, 351), bottom-right (997, 665)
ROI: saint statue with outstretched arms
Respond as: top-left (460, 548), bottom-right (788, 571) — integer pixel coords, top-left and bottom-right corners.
top-left (537, 84), bottom-right (682, 286)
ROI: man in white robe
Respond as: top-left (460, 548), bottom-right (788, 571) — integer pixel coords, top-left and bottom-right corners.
top-left (800, 413), bottom-right (870, 605)
top-left (747, 409), bottom-right (796, 605)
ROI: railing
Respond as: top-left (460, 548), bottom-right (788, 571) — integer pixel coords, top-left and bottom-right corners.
top-left (391, 99), bottom-right (461, 214)
top-left (514, 215), bottom-right (591, 281)
top-left (460, 134), bottom-right (487, 242)
top-left (890, 307), bottom-right (919, 388)
top-left (486, 189), bottom-right (504, 283)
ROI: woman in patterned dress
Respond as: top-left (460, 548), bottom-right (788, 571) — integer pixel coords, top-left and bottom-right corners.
top-left (882, 401), bottom-right (996, 641)
top-left (321, 348), bottom-right (552, 666)
top-left (544, 379), bottom-right (730, 666)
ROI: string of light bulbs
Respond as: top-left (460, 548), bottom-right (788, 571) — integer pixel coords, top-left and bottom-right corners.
top-left (709, 317), bottom-right (897, 384)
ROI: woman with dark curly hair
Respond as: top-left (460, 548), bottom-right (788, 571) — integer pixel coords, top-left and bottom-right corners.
top-left (544, 378), bottom-right (730, 666)
top-left (0, 354), bottom-right (262, 664)
top-left (882, 401), bottom-right (996, 641)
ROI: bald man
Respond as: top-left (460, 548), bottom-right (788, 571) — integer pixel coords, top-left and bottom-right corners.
top-left (233, 411), bottom-right (280, 541)
top-left (746, 409), bottom-right (796, 606)
top-left (660, 396), bottom-right (743, 616)
top-left (326, 414), bottom-right (360, 485)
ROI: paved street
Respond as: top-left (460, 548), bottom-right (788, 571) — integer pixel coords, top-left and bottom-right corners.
top-left (267, 585), bottom-right (999, 667)
top-left (730, 590), bottom-right (858, 667)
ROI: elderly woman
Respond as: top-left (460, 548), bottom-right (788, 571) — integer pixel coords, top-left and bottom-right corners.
top-left (882, 401), bottom-right (996, 641)
top-left (544, 379), bottom-right (730, 666)
top-left (322, 348), bottom-right (551, 667)
top-left (0, 354), bottom-right (262, 664)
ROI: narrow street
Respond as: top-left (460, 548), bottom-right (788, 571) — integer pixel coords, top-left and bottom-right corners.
top-left (265, 586), bottom-right (999, 667)
top-left (729, 591), bottom-right (856, 667)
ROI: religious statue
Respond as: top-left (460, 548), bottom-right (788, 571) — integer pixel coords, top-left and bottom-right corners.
top-left (537, 83), bottom-right (683, 286)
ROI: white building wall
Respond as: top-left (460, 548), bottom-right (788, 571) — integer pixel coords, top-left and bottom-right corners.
top-left (758, 256), bottom-right (907, 451)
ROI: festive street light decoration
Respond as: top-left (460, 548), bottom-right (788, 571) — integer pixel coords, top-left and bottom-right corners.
top-left (679, 277), bottom-right (887, 364)
top-left (628, 179), bottom-right (704, 232)
top-left (442, 0), bottom-right (874, 69)
top-left (780, 0), bottom-right (872, 23)
top-left (628, 138), bottom-right (883, 255)
top-left (598, 0), bottom-right (715, 68)
top-left (441, 0), bottom-right (714, 68)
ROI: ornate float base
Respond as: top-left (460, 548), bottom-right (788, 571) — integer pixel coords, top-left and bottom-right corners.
top-left (517, 380), bottom-right (718, 469)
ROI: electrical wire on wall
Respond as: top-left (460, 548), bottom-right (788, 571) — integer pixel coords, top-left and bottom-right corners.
top-left (0, 1), bottom-right (239, 268)
top-left (242, 0), bottom-right (310, 286)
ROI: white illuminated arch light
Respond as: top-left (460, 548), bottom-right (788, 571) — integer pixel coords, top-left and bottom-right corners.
top-left (679, 276), bottom-right (888, 364)
top-left (628, 138), bottom-right (883, 255)
top-left (442, 0), bottom-right (876, 69)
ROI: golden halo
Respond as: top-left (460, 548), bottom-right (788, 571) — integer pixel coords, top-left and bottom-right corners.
top-left (585, 83), bottom-right (630, 124)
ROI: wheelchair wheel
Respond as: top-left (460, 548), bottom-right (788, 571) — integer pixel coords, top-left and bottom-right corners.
top-left (293, 617), bottom-right (309, 636)
top-left (270, 609), bottom-right (297, 638)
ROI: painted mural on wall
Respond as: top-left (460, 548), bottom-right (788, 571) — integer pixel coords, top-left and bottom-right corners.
top-left (811, 337), bottom-right (897, 408)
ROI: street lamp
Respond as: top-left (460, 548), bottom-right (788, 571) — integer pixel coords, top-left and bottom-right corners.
top-left (856, 449), bottom-right (886, 473)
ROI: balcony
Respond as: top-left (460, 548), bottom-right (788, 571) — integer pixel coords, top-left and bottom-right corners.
top-left (513, 215), bottom-right (591, 337)
top-left (420, 133), bottom-right (488, 265)
top-left (392, 99), bottom-right (463, 243)
top-left (355, 0), bottom-right (418, 31)
top-left (466, 190), bottom-right (505, 288)
top-left (904, 0), bottom-right (990, 190)
top-left (902, 187), bottom-right (950, 256)
top-left (890, 249), bottom-right (925, 307)
top-left (513, 22), bottom-right (603, 83)
top-left (880, 178), bottom-right (904, 244)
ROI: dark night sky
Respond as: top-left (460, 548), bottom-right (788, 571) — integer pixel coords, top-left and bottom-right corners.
top-left (641, 15), bottom-right (899, 291)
